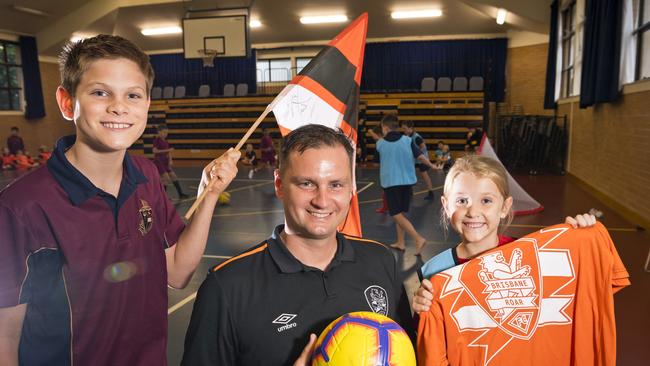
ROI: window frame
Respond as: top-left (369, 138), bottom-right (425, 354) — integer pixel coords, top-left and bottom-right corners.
top-left (560, 0), bottom-right (577, 98)
top-left (256, 57), bottom-right (292, 83)
top-left (633, 0), bottom-right (650, 80)
top-left (0, 40), bottom-right (23, 111)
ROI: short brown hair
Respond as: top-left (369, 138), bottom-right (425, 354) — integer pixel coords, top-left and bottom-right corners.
top-left (279, 125), bottom-right (354, 176)
top-left (380, 114), bottom-right (400, 130)
top-left (58, 34), bottom-right (154, 97)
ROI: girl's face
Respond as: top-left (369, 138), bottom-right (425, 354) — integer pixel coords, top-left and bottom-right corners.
top-left (246, 144), bottom-right (253, 152)
top-left (441, 172), bottom-right (512, 248)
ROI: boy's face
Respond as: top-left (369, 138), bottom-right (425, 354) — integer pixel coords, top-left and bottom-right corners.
top-left (56, 58), bottom-right (150, 153)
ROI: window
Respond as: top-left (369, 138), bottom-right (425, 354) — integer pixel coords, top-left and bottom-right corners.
top-left (634, 0), bottom-right (650, 79)
top-left (256, 58), bottom-right (291, 82)
top-left (560, 1), bottom-right (576, 98)
top-left (0, 41), bottom-right (22, 111)
top-left (296, 57), bottom-right (313, 74)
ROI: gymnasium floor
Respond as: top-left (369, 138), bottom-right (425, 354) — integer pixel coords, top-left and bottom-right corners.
top-left (1, 164), bottom-right (648, 365)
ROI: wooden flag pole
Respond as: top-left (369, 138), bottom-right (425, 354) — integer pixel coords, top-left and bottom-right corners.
top-left (184, 105), bottom-right (273, 220)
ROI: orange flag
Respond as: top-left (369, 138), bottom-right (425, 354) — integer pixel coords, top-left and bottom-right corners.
top-left (269, 13), bottom-right (368, 237)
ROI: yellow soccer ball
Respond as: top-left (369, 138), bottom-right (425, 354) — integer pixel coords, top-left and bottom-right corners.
top-left (311, 311), bottom-right (415, 366)
top-left (218, 191), bottom-right (231, 205)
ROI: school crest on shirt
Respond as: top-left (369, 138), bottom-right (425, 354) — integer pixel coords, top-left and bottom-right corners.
top-left (437, 227), bottom-right (576, 365)
top-left (364, 285), bottom-right (388, 315)
top-left (138, 199), bottom-right (153, 235)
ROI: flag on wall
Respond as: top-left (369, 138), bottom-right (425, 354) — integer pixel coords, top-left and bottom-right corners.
top-left (269, 13), bottom-right (368, 237)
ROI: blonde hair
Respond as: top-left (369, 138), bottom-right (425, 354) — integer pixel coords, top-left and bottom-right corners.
top-left (440, 154), bottom-right (513, 234)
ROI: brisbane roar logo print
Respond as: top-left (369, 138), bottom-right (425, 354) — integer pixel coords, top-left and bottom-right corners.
top-left (474, 248), bottom-right (539, 337)
top-left (437, 228), bottom-right (577, 365)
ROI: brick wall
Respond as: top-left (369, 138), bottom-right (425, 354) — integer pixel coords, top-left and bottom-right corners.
top-left (506, 43), bottom-right (554, 116)
top-left (0, 61), bottom-right (74, 153)
top-left (557, 90), bottom-right (650, 227)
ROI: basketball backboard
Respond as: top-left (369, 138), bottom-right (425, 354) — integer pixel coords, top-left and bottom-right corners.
top-left (183, 13), bottom-right (249, 59)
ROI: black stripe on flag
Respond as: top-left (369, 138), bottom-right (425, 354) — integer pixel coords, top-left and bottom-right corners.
top-left (342, 83), bottom-right (360, 132)
top-left (299, 46), bottom-right (357, 106)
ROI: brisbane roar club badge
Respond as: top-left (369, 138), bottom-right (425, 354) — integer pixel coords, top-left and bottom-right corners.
top-left (365, 285), bottom-right (389, 315)
top-left (138, 199), bottom-right (153, 235)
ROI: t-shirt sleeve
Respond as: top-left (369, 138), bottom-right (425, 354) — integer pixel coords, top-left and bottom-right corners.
top-left (0, 203), bottom-right (38, 307)
top-left (415, 135), bottom-right (424, 147)
top-left (417, 297), bottom-right (450, 366)
top-left (596, 223), bottom-right (631, 293)
top-left (410, 140), bottom-right (423, 159)
top-left (182, 273), bottom-right (238, 365)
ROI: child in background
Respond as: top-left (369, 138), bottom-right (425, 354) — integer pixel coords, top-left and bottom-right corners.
top-left (241, 143), bottom-right (259, 179)
top-left (13, 150), bottom-right (36, 169)
top-left (38, 145), bottom-right (52, 164)
top-left (259, 127), bottom-right (276, 168)
top-left (153, 124), bottom-right (188, 199)
top-left (1, 147), bottom-right (15, 170)
top-left (412, 155), bottom-right (596, 313)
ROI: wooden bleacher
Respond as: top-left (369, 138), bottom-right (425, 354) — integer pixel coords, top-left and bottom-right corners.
top-left (131, 91), bottom-right (484, 161)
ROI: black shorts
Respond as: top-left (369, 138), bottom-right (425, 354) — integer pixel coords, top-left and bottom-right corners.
top-left (384, 185), bottom-right (413, 216)
top-left (415, 163), bottom-right (430, 172)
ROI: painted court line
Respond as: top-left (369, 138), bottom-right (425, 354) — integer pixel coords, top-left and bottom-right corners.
top-left (168, 254), bottom-right (232, 314)
top-left (356, 182), bottom-right (373, 194)
top-left (202, 254), bottom-right (232, 259)
top-left (168, 292), bottom-right (197, 315)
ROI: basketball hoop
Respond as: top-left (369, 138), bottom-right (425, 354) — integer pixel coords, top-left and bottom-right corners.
top-left (197, 49), bottom-right (218, 67)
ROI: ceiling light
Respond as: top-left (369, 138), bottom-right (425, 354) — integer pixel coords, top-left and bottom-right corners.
top-left (12, 5), bottom-right (50, 17)
top-left (496, 8), bottom-right (507, 25)
top-left (299, 15), bottom-right (348, 24)
top-left (141, 26), bottom-right (182, 36)
top-left (250, 19), bottom-right (262, 28)
top-left (391, 9), bottom-right (443, 19)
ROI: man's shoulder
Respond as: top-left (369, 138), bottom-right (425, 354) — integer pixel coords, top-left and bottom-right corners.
top-left (208, 241), bottom-right (271, 279)
top-left (343, 235), bottom-right (393, 258)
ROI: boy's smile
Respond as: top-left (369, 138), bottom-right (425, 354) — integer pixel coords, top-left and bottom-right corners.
top-left (58, 58), bottom-right (150, 154)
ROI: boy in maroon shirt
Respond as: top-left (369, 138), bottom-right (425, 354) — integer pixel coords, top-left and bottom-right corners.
top-left (153, 124), bottom-right (188, 199)
top-left (0, 35), bottom-right (239, 366)
top-left (6, 126), bottom-right (25, 155)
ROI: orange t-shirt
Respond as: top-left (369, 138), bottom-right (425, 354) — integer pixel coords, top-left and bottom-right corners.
top-left (1, 154), bottom-right (14, 166)
top-left (14, 155), bottom-right (31, 168)
top-left (417, 222), bottom-right (630, 366)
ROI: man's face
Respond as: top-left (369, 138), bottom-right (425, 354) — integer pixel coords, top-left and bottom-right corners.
top-left (275, 145), bottom-right (352, 240)
top-left (56, 58), bottom-right (150, 153)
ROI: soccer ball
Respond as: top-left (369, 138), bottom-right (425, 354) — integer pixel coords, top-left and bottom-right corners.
top-left (218, 191), bottom-right (231, 205)
top-left (311, 311), bottom-right (416, 366)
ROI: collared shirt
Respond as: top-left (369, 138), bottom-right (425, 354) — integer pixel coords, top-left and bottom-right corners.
top-left (182, 225), bottom-right (415, 366)
top-left (0, 135), bottom-right (185, 366)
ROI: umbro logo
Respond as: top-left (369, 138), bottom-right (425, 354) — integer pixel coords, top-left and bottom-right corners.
top-left (273, 313), bottom-right (298, 333)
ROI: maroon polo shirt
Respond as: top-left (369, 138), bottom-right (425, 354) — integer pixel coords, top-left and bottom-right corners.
top-left (0, 135), bottom-right (185, 365)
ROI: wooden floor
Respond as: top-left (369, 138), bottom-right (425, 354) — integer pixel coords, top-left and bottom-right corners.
top-left (1, 165), bottom-right (648, 365)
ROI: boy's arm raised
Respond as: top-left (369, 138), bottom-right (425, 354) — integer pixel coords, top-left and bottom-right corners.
top-left (0, 303), bottom-right (26, 366)
top-left (165, 149), bottom-right (240, 289)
